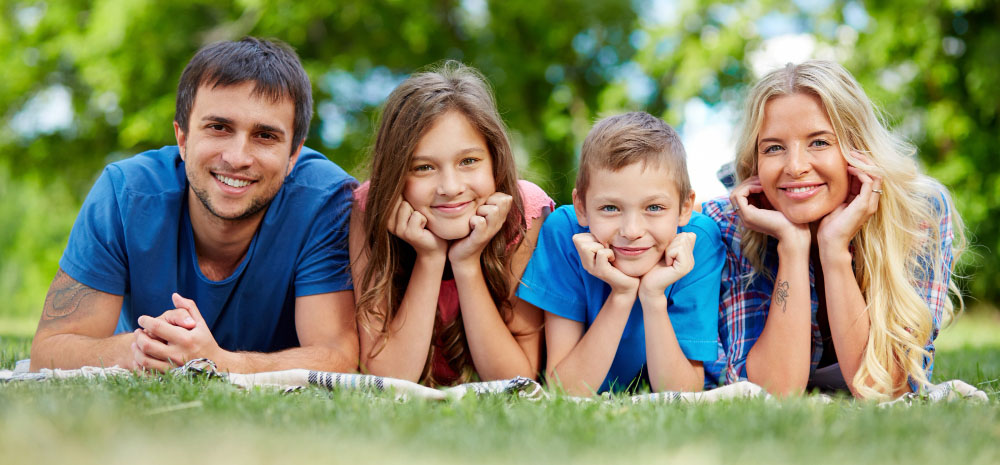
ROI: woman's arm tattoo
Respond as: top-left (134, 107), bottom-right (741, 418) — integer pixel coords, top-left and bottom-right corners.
top-left (775, 280), bottom-right (790, 314)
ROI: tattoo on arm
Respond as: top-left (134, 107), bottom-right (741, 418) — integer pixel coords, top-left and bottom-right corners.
top-left (775, 280), bottom-right (790, 314)
top-left (41, 270), bottom-right (99, 321)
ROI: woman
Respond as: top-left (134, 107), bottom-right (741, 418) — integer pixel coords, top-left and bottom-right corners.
top-left (703, 61), bottom-right (965, 400)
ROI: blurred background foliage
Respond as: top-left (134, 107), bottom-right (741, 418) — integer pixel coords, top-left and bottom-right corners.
top-left (1, 0), bottom-right (997, 324)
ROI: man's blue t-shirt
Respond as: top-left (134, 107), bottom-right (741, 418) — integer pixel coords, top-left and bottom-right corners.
top-left (516, 205), bottom-right (724, 393)
top-left (59, 145), bottom-right (356, 353)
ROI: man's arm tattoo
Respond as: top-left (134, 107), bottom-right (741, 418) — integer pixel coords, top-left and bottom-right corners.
top-left (41, 270), bottom-right (98, 321)
top-left (775, 280), bottom-right (790, 314)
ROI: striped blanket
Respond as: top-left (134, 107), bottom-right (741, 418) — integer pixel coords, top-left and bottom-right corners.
top-left (2, 358), bottom-right (988, 405)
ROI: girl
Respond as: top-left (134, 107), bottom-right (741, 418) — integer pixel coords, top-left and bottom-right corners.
top-left (703, 61), bottom-right (965, 400)
top-left (350, 62), bottom-right (553, 386)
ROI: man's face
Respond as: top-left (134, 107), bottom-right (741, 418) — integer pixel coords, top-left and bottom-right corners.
top-left (174, 81), bottom-right (300, 223)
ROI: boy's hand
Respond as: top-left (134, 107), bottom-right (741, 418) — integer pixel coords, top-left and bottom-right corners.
top-left (448, 192), bottom-right (512, 266)
top-left (387, 196), bottom-right (448, 259)
top-left (572, 233), bottom-right (639, 295)
top-left (639, 232), bottom-right (697, 296)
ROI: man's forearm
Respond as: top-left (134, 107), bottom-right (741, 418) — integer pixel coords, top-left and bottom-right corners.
top-left (214, 344), bottom-right (358, 374)
top-left (30, 332), bottom-right (134, 371)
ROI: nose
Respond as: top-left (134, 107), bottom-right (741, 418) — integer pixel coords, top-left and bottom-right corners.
top-left (783, 143), bottom-right (811, 178)
top-left (220, 136), bottom-right (254, 170)
top-left (436, 168), bottom-right (465, 197)
top-left (620, 212), bottom-right (644, 241)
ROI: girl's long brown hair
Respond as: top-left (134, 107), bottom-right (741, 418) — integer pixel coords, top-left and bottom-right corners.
top-left (356, 61), bottom-right (526, 386)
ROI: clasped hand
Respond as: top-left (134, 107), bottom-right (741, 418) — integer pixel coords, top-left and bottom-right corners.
top-left (132, 293), bottom-right (222, 372)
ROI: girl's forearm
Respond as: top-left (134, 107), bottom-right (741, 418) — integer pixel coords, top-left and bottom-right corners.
top-left (361, 254), bottom-right (445, 382)
top-left (452, 264), bottom-right (538, 380)
top-left (639, 292), bottom-right (704, 392)
top-left (746, 242), bottom-right (813, 396)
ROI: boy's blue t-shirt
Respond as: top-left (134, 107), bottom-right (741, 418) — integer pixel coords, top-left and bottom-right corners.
top-left (59, 145), bottom-right (357, 353)
top-left (516, 205), bottom-right (724, 393)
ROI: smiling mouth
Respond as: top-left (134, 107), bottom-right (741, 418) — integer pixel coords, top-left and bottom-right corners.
top-left (214, 173), bottom-right (255, 188)
top-left (432, 201), bottom-right (473, 214)
top-left (612, 246), bottom-right (650, 257)
top-left (779, 184), bottom-right (824, 198)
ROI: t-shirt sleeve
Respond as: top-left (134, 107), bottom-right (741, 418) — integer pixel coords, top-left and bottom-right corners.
top-left (516, 180), bottom-right (555, 229)
top-left (515, 207), bottom-right (589, 322)
top-left (667, 213), bottom-right (725, 362)
top-left (294, 178), bottom-right (357, 296)
top-left (59, 166), bottom-right (129, 295)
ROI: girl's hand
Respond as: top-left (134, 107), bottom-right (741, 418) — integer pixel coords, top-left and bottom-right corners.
top-left (448, 192), bottom-right (513, 266)
top-left (639, 232), bottom-right (697, 297)
top-left (731, 176), bottom-right (810, 249)
top-left (817, 154), bottom-right (882, 252)
top-left (388, 197), bottom-right (447, 258)
top-left (572, 233), bottom-right (640, 296)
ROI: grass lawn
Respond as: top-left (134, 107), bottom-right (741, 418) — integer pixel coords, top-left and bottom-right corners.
top-left (1, 311), bottom-right (998, 465)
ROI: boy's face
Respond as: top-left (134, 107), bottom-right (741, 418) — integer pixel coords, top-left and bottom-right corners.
top-left (573, 162), bottom-right (695, 278)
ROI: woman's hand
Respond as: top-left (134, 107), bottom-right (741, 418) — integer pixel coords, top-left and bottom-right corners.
top-left (639, 232), bottom-right (696, 297)
top-left (448, 192), bottom-right (513, 267)
top-left (572, 233), bottom-right (640, 296)
top-left (817, 154), bottom-right (882, 253)
top-left (730, 176), bottom-right (810, 249)
top-left (388, 196), bottom-right (448, 259)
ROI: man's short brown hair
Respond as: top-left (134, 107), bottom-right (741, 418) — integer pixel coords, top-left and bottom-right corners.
top-left (576, 112), bottom-right (690, 204)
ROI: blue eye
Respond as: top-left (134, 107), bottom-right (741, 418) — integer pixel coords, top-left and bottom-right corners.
top-left (647, 204), bottom-right (664, 212)
top-left (762, 144), bottom-right (782, 154)
top-left (598, 205), bottom-right (619, 213)
top-left (811, 139), bottom-right (831, 147)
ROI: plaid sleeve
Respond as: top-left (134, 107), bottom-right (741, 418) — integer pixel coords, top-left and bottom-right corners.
top-left (702, 198), bottom-right (768, 384)
top-left (913, 189), bottom-right (956, 380)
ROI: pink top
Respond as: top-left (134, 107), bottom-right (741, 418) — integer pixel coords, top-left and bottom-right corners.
top-left (354, 180), bottom-right (555, 384)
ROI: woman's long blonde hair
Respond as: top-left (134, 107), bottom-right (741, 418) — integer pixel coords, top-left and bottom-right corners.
top-left (733, 61), bottom-right (966, 399)
top-left (356, 61), bottom-right (526, 386)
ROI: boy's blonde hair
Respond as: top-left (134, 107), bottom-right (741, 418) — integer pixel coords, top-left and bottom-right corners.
top-left (734, 60), bottom-right (966, 399)
top-left (576, 112), bottom-right (690, 203)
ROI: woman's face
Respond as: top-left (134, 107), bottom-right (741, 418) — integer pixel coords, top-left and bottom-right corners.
top-left (756, 93), bottom-right (849, 224)
top-left (403, 110), bottom-right (496, 240)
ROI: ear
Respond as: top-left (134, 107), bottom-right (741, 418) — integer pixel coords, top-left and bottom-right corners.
top-left (572, 188), bottom-right (588, 227)
top-left (677, 189), bottom-right (696, 227)
top-left (173, 121), bottom-right (187, 161)
top-left (286, 141), bottom-right (304, 175)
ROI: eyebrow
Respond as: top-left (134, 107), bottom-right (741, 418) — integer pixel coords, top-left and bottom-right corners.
top-left (759, 130), bottom-right (835, 145)
top-left (201, 115), bottom-right (286, 136)
top-left (591, 194), bottom-right (675, 204)
top-left (412, 147), bottom-right (487, 161)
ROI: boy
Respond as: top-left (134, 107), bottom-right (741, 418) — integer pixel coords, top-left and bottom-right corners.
top-left (516, 112), bottom-right (723, 395)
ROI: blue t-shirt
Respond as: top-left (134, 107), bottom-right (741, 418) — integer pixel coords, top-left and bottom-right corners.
top-left (59, 145), bottom-right (357, 353)
top-left (516, 205), bottom-right (724, 393)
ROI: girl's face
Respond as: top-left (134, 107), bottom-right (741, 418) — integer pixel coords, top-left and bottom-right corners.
top-left (756, 93), bottom-right (849, 224)
top-left (404, 110), bottom-right (496, 240)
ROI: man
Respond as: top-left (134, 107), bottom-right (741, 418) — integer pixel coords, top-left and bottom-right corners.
top-left (29, 37), bottom-right (359, 373)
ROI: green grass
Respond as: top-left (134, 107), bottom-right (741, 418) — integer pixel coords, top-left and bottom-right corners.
top-left (2, 312), bottom-right (998, 465)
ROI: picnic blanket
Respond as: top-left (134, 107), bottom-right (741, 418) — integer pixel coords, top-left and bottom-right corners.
top-left (2, 358), bottom-right (989, 405)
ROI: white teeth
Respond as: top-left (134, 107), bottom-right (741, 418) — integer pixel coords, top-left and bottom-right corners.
top-left (787, 186), bottom-right (815, 193)
top-left (215, 174), bottom-right (251, 188)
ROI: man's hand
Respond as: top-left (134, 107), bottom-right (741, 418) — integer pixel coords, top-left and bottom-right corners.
top-left (132, 293), bottom-right (223, 371)
top-left (639, 232), bottom-right (697, 297)
top-left (572, 233), bottom-right (640, 296)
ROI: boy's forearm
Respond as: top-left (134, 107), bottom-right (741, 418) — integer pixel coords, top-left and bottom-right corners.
top-left (549, 292), bottom-right (634, 396)
top-left (639, 293), bottom-right (704, 392)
